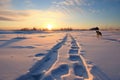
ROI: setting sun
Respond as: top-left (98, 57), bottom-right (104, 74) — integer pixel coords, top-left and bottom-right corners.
top-left (47, 24), bottom-right (53, 30)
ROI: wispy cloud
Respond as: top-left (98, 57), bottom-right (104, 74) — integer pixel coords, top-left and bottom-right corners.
top-left (0, 0), bottom-right (11, 9)
top-left (50, 0), bottom-right (86, 15)
top-left (0, 9), bottom-right (65, 21)
top-left (0, 0), bottom-right (103, 22)
top-left (50, 0), bottom-right (102, 15)
top-left (0, 16), bottom-right (17, 21)
top-left (25, 0), bottom-right (34, 8)
top-left (0, 0), bottom-right (90, 21)
top-left (0, 10), bottom-right (30, 21)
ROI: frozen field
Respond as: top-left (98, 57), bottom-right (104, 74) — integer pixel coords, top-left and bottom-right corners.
top-left (0, 30), bottom-right (120, 80)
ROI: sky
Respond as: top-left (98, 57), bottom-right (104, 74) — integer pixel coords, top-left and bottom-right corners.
top-left (0, 0), bottom-right (120, 30)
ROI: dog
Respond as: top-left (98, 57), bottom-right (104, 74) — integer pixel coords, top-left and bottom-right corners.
top-left (96, 30), bottom-right (102, 38)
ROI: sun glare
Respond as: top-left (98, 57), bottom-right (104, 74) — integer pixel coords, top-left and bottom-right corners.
top-left (47, 24), bottom-right (53, 30)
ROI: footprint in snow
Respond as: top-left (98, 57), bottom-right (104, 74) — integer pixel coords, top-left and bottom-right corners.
top-left (51, 64), bottom-right (69, 79)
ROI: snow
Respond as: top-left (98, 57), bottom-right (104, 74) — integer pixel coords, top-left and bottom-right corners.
top-left (0, 31), bottom-right (65, 80)
top-left (71, 31), bottom-right (120, 80)
top-left (0, 30), bottom-right (120, 80)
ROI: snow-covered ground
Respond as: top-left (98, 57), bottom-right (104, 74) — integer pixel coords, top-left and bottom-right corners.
top-left (0, 30), bottom-right (120, 80)
top-left (71, 31), bottom-right (120, 80)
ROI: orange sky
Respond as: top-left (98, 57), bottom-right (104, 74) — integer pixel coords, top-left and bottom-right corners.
top-left (0, 0), bottom-right (120, 30)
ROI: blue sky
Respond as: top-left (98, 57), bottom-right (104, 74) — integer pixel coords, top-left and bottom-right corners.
top-left (0, 0), bottom-right (120, 30)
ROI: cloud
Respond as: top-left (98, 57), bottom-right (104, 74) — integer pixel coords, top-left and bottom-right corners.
top-left (0, 16), bottom-right (16, 21)
top-left (0, 10), bottom-right (29, 16)
top-left (0, 0), bottom-right (11, 9)
top-left (25, 0), bottom-right (34, 8)
top-left (51, 0), bottom-right (102, 15)
top-left (0, 10), bottom-right (31, 21)
top-left (0, 9), bottom-right (65, 21)
top-left (0, 0), bottom-right (101, 22)
top-left (51, 0), bottom-right (85, 15)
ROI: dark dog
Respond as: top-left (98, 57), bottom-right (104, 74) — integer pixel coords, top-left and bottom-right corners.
top-left (96, 30), bottom-right (102, 38)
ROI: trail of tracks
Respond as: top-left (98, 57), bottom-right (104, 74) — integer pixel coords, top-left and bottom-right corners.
top-left (42, 33), bottom-right (91, 80)
top-left (17, 34), bottom-right (68, 80)
top-left (17, 33), bottom-right (110, 80)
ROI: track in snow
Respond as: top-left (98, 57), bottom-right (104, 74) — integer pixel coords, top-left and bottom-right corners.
top-left (17, 33), bottom-right (110, 80)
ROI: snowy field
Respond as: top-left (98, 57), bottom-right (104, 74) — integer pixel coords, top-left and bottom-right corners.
top-left (0, 30), bottom-right (120, 80)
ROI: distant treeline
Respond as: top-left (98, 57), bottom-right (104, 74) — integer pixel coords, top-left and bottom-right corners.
top-left (20, 27), bottom-right (59, 31)
top-left (18, 27), bottom-right (120, 31)
top-left (20, 27), bottom-right (87, 31)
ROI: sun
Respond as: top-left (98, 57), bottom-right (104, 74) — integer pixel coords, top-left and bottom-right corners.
top-left (47, 24), bottom-right (53, 30)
